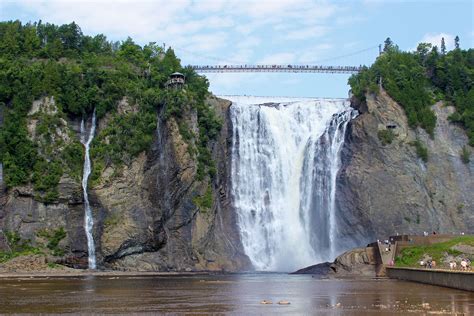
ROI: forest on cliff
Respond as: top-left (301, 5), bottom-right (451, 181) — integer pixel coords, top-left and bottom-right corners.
top-left (349, 38), bottom-right (474, 145)
top-left (0, 20), bottom-right (220, 202)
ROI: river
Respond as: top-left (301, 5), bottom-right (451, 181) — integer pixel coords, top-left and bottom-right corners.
top-left (0, 274), bottom-right (472, 314)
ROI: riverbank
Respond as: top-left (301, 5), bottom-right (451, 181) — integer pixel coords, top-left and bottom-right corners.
top-left (0, 270), bottom-right (212, 278)
top-left (0, 254), bottom-right (214, 278)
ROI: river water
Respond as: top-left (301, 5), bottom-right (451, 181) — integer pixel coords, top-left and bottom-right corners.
top-left (1, 274), bottom-right (472, 314)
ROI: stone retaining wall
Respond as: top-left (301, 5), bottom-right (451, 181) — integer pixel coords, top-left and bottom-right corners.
top-left (387, 267), bottom-right (474, 292)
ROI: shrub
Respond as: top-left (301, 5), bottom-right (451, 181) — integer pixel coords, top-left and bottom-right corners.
top-left (378, 129), bottom-right (395, 145)
top-left (36, 227), bottom-right (67, 256)
top-left (410, 139), bottom-right (428, 162)
top-left (193, 185), bottom-right (213, 212)
top-left (460, 145), bottom-right (470, 164)
top-left (0, 231), bottom-right (43, 262)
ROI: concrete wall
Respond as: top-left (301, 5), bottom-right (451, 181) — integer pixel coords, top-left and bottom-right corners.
top-left (387, 267), bottom-right (474, 292)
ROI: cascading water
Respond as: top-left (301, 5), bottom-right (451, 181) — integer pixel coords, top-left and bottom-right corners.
top-left (228, 96), bottom-right (356, 272)
top-left (80, 111), bottom-right (97, 269)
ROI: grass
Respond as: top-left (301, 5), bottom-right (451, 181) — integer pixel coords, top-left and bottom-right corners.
top-left (395, 236), bottom-right (474, 267)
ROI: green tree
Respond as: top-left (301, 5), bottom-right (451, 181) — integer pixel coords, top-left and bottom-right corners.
top-left (383, 37), bottom-right (393, 52)
top-left (454, 36), bottom-right (460, 50)
top-left (441, 37), bottom-right (446, 55)
top-left (416, 42), bottom-right (432, 66)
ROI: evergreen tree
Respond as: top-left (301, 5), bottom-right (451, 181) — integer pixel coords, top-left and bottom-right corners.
top-left (441, 37), bottom-right (446, 55)
top-left (454, 36), bottom-right (460, 49)
top-left (383, 37), bottom-right (393, 52)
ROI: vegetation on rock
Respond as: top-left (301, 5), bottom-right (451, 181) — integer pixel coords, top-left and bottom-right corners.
top-left (349, 37), bottom-right (473, 143)
top-left (377, 129), bottom-right (395, 145)
top-left (410, 139), bottom-right (429, 162)
top-left (0, 228), bottom-right (67, 262)
top-left (0, 20), bottom-right (219, 199)
top-left (193, 185), bottom-right (213, 212)
top-left (460, 145), bottom-right (470, 164)
top-left (0, 231), bottom-right (42, 263)
top-left (36, 227), bottom-right (67, 256)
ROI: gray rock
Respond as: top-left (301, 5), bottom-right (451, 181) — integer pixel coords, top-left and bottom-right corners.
top-left (337, 90), bottom-right (474, 247)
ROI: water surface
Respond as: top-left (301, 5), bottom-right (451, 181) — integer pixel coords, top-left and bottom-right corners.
top-left (0, 274), bottom-right (472, 314)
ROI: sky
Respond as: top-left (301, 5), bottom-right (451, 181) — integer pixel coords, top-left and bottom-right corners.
top-left (1, 0), bottom-right (473, 98)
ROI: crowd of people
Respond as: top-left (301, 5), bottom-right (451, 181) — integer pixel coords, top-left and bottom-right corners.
top-left (420, 258), bottom-right (472, 271)
top-left (448, 258), bottom-right (471, 271)
top-left (193, 65), bottom-right (361, 71)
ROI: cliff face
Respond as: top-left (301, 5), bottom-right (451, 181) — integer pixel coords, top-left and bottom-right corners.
top-left (93, 96), bottom-right (250, 271)
top-left (337, 90), bottom-right (474, 244)
top-left (0, 96), bottom-right (251, 271)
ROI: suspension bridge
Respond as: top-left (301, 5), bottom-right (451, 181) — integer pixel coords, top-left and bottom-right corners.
top-left (175, 44), bottom-right (379, 75)
top-left (190, 65), bottom-right (363, 74)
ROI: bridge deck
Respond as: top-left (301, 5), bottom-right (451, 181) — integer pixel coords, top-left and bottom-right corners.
top-left (190, 65), bottom-right (363, 74)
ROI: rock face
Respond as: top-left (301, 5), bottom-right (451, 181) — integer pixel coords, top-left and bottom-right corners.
top-left (336, 89), bottom-right (474, 246)
top-left (0, 96), bottom-right (251, 271)
top-left (1, 89), bottom-right (472, 273)
top-left (293, 246), bottom-right (378, 277)
top-left (93, 96), bottom-right (250, 271)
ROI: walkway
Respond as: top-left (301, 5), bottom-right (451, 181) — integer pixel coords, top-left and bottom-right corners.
top-left (190, 64), bottom-right (362, 74)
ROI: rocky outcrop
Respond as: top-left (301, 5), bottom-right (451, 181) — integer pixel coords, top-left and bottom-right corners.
top-left (293, 246), bottom-right (378, 277)
top-left (336, 89), bottom-right (474, 247)
top-left (0, 97), bottom-right (87, 267)
top-left (0, 96), bottom-right (251, 271)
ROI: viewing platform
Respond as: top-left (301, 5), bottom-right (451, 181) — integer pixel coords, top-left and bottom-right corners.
top-left (372, 234), bottom-right (474, 291)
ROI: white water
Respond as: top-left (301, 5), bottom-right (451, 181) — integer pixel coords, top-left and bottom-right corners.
top-left (227, 96), bottom-right (356, 271)
top-left (80, 111), bottom-right (97, 269)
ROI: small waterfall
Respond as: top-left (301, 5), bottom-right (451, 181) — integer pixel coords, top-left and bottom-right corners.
top-left (229, 96), bottom-right (355, 271)
top-left (80, 111), bottom-right (97, 269)
top-left (305, 109), bottom-right (357, 260)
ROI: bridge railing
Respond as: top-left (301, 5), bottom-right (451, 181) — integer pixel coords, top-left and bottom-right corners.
top-left (189, 64), bottom-right (363, 74)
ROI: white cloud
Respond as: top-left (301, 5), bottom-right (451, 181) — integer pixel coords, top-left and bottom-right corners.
top-left (15, 0), bottom-right (192, 43)
top-left (258, 52), bottom-right (296, 64)
top-left (416, 33), bottom-right (455, 51)
top-left (298, 43), bottom-right (332, 63)
top-left (283, 25), bottom-right (329, 40)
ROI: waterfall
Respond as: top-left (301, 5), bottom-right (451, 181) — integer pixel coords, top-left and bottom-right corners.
top-left (228, 96), bottom-right (356, 272)
top-left (80, 111), bottom-right (97, 269)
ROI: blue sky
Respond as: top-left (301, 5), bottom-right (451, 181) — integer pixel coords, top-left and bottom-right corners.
top-left (1, 0), bottom-right (473, 98)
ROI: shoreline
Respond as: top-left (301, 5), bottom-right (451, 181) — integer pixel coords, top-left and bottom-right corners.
top-left (0, 270), bottom-right (216, 278)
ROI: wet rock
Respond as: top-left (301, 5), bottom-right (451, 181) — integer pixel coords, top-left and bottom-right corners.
top-left (293, 247), bottom-right (377, 277)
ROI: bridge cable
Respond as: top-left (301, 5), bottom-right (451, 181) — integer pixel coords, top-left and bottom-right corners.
top-left (302, 45), bottom-right (379, 64)
top-left (173, 44), bottom-right (379, 67)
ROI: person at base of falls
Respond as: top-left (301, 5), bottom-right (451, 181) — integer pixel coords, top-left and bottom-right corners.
top-left (426, 259), bottom-right (433, 269)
